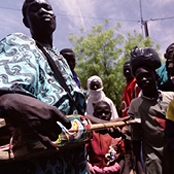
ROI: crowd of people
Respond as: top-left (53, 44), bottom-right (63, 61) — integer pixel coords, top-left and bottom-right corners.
top-left (0, 0), bottom-right (174, 174)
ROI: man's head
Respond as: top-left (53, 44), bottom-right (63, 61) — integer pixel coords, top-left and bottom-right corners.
top-left (130, 46), bottom-right (161, 93)
top-left (164, 43), bottom-right (174, 80)
top-left (123, 61), bottom-right (134, 83)
top-left (134, 65), bottom-right (158, 93)
top-left (22, 0), bottom-right (56, 37)
top-left (87, 75), bottom-right (103, 91)
top-left (93, 101), bottom-right (111, 121)
top-left (60, 48), bottom-right (76, 71)
top-left (90, 80), bottom-right (102, 90)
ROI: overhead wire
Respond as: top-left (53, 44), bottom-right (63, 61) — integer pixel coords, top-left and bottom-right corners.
top-left (150, 16), bottom-right (174, 21)
top-left (0, 5), bottom-right (139, 23)
top-left (56, 13), bottom-right (139, 23)
top-left (0, 5), bottom-right (173, 24)
top-left (0, 6), bottom-right (19, 11)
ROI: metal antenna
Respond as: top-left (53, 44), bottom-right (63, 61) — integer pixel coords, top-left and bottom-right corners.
top-left (139, 0), bottom-right (144, 37)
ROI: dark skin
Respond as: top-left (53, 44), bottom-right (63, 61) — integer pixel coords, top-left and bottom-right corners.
top-left (90, 79), bottom-right (102, 90)
top-left (88, 78), bottom-right (130, 136)
top-left (135, 66), bottom-right (158, 98)
top-left (164, 43), bottom-right (174, 80)
top-left (131, 66), bottom-right (158, 174)
top-left (157, 43), bottom-right (174, 91)
top-left (93, 101), bottom-right (111, 134)
top-left (93, 102), bottom-right (111, 121)
top-left (87, 101), bottom-right (121, 173)
top-left (0, 0), bottom-right (129, 150)
top-left (93, 102), bottom-right (131, 174)
top-left (121, 61), bottom-right (136, 174)
top-left (89, 81), bottom-right (129, 138)
top-left (0, 0), bottom-right (68, 150)
top-left (123, 62), bottom-right (134, 83)
top-left (23, 0), bottom-right (56, 48)
top-left (60, 50), bottom-right (76, 72)
top-left (0, 93), bottom-right (71, 149)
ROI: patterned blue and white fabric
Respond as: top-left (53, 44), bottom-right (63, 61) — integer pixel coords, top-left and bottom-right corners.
top-left (0, 33), bottom-right (87, 174)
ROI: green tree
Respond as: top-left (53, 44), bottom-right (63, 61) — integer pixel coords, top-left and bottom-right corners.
top-left (68, 20), bottom-right (160, 115)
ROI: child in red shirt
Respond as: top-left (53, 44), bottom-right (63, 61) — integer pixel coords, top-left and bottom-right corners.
top-left (87, 101), bottom-right (125, 174)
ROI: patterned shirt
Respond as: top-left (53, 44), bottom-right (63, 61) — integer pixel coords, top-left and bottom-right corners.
top-left (0, 33), bottom-right (87, 174)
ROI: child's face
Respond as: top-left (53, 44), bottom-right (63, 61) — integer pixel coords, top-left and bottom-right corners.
top-left (93, 103), bottom-right (111, 121)
top-left (135, 66), bottom-right (157, 92)
top-left (123, 63), bottom-right (133, 81)
top-left (166, 44), bottom-right (174, 81)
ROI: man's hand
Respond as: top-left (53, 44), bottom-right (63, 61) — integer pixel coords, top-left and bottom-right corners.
top-left (0, 93), bottom-right (71, 149)
top-left (86, 114), bottom-right (130, 138)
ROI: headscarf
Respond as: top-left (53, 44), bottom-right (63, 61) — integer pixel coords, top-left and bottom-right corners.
top-left (87, 75), bottom-right (105, 103)
top-left (130, 46), bottom-right (161, 76)
top-left (86, 75), bottom-right (119, 119)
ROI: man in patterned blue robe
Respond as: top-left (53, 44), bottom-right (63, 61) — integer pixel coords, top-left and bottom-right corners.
top-left (0, 0), bottom-right (87, 173)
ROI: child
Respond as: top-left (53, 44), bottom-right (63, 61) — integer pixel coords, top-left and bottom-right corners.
top-left (121, 61), bottom-right (140, 173)
top-left (122, 61), bottom-right (140, 118)
top-left (86, 101), bottom-right (126, 174)
top-left (128, 46), bottom-right (174, 174)
top-left (157, 43), bottom-right (174, 91)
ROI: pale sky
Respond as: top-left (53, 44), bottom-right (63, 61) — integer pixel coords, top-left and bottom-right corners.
top-left (0, 0), bottom-right (174, 57)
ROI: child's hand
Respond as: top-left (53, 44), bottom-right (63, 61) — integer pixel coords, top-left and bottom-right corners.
top-left (108, 127), bottom-right (125, 138)
top-left (122, 126), bottom-right (131, 136)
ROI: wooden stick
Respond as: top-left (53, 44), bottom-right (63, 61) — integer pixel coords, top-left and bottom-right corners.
top-left (68, 119), bottom-right (140, 132)
top-left (0, 116), bottom-right (140, 161)
top-left (88, 120), bottom-right (129, 131)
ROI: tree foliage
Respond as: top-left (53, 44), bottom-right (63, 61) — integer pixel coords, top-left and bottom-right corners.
top-left (68, 20), bottom-right (160, 115)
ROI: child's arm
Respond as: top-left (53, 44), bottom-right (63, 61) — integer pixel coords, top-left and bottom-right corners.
top-left (132, 140), bottom-right (145, 174)
top-left (128, 99), bottom-right (145, 174)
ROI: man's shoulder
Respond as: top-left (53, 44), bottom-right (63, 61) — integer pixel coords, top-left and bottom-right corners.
top-left (1, 33), bottom-right (35, 45)
top-left (128, 97), bottom-right (143, 115)
top-left (0, 33), bottom-right (41, 62)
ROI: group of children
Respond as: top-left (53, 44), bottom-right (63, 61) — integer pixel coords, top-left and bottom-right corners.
top-left (2, 0), bottom-right (173, 173)
top-left (84, 44), bottom-right (174, 174)
top-left (59, 43), bottom-right (174, 174)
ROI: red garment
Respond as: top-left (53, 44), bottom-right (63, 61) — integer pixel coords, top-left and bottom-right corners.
top-left (87, 162), bottom-right (120, 174)
top-left (122, 78), bottom-right (140, 117)
top-left (87, 131), bottom-right (124, 168)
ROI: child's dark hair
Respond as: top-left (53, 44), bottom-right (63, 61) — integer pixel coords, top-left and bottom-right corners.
top-left (93, 101), bottom-right (110, 111)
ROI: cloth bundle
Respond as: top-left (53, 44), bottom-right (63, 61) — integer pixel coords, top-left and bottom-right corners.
top-left (130, 46), bottom-right (161, 76)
